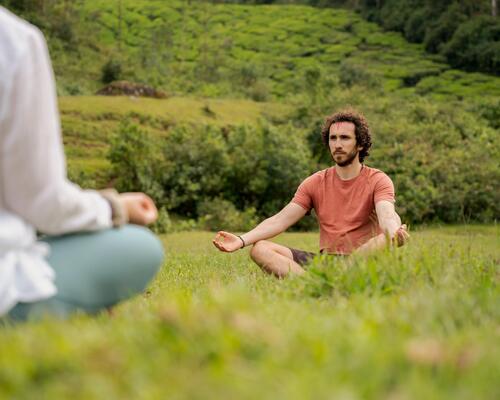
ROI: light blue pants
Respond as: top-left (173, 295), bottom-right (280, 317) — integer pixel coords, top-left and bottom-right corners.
top-left (7, 225), bottom-right (164, 321)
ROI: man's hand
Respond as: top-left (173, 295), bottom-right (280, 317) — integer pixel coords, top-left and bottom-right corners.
top-left (213, 231), bottom-right (244, 252)
top-left (119, 192), bottom-right (158, 225)
top-left (393, 224), bottom-right (410, 247)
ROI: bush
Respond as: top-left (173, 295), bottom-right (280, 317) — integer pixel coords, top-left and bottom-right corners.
top-left (107, 121), bottom-right (164, 201)
top-left (160, 125), bottom-right (231, 215)
top-left (101, 59), bottom-right (122, 84)
top-left (151, 207), bottom-right (172, 234)
top-left (197, 198), bottom-right (258, 231)
top-left (404, 8), bottom-right (428, 43)
top-left (338, 61), bottom-right (379, 88)
top-left (442, 16), bottom-right (500, 74)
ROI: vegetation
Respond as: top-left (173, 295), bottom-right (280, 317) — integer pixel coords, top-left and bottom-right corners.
top-left (1, 226), bottom-right (499, 399)
top-left (212, 0), bottom-right (500, 76)
top-left (10, 0), bottom-right (490, 226)
top-left (0, 3), bottom-right (498, 398)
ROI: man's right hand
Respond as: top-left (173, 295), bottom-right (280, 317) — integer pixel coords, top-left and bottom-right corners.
top-left (213, 231), bottom-right (244, 252)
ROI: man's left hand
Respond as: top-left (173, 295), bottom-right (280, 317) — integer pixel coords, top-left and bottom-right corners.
top-left (394, 224), bottom-right (410, 247)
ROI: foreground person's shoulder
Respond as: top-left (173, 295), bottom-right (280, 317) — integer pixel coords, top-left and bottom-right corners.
top-left (0, 7), bottom-right (46, 70)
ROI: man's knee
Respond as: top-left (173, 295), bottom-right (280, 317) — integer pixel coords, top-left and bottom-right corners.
top-left (250, 240), bottom-right (272, 263)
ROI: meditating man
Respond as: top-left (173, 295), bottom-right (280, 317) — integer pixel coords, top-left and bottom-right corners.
top-left (0, 6), bottom-right (164, 320)
top-left (213, 109), bottom-right (409, 278)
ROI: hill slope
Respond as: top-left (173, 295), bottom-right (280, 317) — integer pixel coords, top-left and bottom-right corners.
top-left (38, 0), bottom-right (499, 101)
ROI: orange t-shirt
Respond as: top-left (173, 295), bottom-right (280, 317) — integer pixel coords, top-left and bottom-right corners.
top-left (292, 166), bottom-right (395, 254)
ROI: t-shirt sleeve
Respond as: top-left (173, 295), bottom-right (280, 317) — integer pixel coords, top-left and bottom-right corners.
top-left (292, 174), bottom-right (317, 211)
top-left (374, 173), bottom-right (395, 204)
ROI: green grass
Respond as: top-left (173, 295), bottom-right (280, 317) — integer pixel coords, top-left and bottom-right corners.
top-left (1, 226), bottom-right (498, 399)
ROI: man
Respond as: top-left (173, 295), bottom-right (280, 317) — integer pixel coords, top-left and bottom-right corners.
top-left (0, 6), bottom-right (164, 319)
top-left (213, 109), bottom-right (409, 278)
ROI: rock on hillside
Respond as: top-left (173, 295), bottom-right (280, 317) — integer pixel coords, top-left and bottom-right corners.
top-left (96, 81), bottom-right (167, 98)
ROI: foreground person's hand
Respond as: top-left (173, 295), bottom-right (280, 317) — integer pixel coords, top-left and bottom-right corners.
top-left (119, 192), bottom-right (158, 225)
top-left (213, 231), bottom-right (244, 252)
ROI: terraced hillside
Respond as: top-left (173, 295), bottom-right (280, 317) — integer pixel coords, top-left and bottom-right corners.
top-left (48, 1), bottom-right (499, 101)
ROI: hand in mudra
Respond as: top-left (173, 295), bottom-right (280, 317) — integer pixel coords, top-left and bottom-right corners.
top-left (394, 224), bottom-right (410, 247)
top-left (213, 231), bottom-right (243, 252)
top-left (119, 192), bottom-right (158, 226)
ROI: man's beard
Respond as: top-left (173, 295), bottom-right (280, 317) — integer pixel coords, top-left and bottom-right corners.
top-left (333, 148), bottom-right (359, 167)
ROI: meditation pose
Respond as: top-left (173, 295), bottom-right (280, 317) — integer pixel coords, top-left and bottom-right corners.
top-left (213, 109), bottom-right (409, 277)
top-left (0, 7), bottom-right (164, 320)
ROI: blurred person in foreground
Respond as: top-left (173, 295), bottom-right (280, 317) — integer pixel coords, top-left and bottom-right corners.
top-left (0, 6), bottom-right (164, 320)
top-left (213, 109), bottom-right (409, 278)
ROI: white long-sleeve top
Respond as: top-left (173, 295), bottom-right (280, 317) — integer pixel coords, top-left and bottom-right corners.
top-left (0, 7), bottom-right (113, 315)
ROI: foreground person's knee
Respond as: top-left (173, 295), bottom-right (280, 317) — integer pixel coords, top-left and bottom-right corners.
top-left (120, 225), bottom-right (165, 281)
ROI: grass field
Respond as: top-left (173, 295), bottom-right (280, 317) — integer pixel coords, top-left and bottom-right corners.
top-left (1, 226), bottom-right (498, 399)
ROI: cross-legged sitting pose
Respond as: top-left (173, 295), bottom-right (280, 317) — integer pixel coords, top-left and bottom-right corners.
top-left (0, 7), bottom-right (164, 320)
top-left (213, 109), bottom-right (409, 278)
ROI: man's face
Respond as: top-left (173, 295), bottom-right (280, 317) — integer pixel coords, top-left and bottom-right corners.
top-left (329, 122), bottom-right (361, 167)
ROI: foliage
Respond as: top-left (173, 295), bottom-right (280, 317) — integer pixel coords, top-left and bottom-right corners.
top-left (101, 59), bottom-right (123, 84)
top-left (197, 197), bottom-right (258, 231)
top-left (3, 0), bottom-right (497, 225)
top-left (107, 122), bottom-right (314, 225)
top-left (356, 0), bottom-right (500, 75)
top-left (3, 0), bottom-right (499, 99)
top-left (108, 121), bottom-right (164, 202)
top-left (442, 16), bottom-right (500, 74)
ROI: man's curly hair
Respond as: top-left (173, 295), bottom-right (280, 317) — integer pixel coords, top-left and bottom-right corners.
top-left (321, 109), bottom-right (372, 163)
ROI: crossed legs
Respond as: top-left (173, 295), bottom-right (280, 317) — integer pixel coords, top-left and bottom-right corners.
top-left (7, 225), bottom-right (164, 321)
top-left (250, 240), bottom-right (305, 278)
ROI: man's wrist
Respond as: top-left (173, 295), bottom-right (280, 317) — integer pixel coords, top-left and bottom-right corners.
top-left (237, 235), bottom-right (246, 249)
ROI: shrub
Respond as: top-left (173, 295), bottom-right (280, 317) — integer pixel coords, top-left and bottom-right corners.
top-left (338, 61), bottom-right (378, 88)
top-left (101, 59), bottom-right (122, 84)
top-left (151, 207), bottom-right (172, 234)
top-left (442, 16), bottom-right (500, 74)
top-left (107, 121), bottom-right (164, 201)
top-left (404, 8), bottom-right (428, 43)
top-left (160, 125), bottom-right (231, 215)
top-left (197, 198), bottom-right (258, 231)
top-left (423, 4), bottom-right (466, 53)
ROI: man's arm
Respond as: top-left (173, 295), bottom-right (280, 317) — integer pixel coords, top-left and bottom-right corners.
top-left (213, 202), bottom-right (308, 252)
top-left (354, 200), bottom-right (409, 255)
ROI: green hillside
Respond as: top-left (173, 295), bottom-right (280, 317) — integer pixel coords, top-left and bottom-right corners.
top-left (43, 1), bottom-right (499, 101)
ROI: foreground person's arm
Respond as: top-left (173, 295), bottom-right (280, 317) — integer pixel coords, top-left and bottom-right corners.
top-left (0, 18), bottom-right (157, 233)
top-left (213, 202), bottom-right (307, 252)
top-left (354, 200), bottom-right (409, 256)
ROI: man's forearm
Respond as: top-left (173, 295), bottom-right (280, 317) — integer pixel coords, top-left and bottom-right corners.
top-left (353, 233), bottom-right (388, 255)
top-left (240, 216), bottom-right (286, 246)
top-left (354, 225), bottom-right (408, 256)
